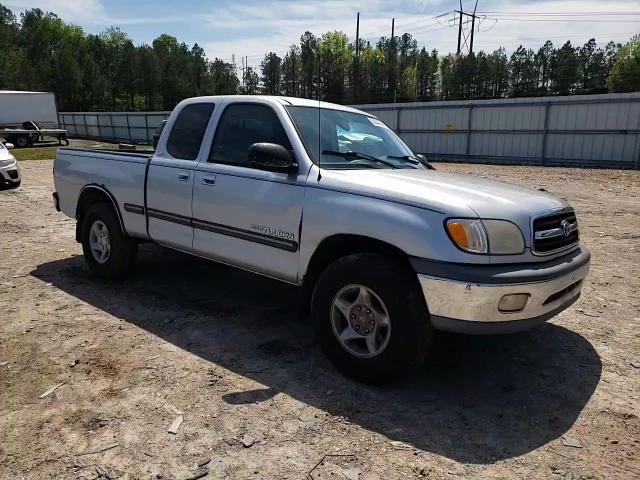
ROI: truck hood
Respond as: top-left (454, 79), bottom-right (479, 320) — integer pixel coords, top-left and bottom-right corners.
top-left (318, 168), bottom-right (569, 221)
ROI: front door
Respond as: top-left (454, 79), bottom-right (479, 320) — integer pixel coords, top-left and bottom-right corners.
top-left (192, 103), bottom-right (305, 283)
top-left (146, 102), bottom-right (215, 250)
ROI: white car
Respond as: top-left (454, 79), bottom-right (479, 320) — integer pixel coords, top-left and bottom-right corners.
top-left (0, 141), bottom-right (21, 189)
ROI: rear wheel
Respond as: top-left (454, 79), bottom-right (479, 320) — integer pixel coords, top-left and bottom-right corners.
top-left (81, 203), bottom-right (137, 279)
top-left (312, 253), bottom-right (433, 383)
top-left (13, 135), bottom-right (30, 148)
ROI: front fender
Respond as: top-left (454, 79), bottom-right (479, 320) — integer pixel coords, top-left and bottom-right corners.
top-left (299, 186), bottom-right (490, 281)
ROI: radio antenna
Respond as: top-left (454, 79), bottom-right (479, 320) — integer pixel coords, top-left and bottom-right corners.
top-left (316, 51), bottom-right (322, 182)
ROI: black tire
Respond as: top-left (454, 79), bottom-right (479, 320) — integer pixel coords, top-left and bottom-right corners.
top-left (311, 253), bottom-right (433, 383)
top-left (81, 202), bottom-right (137, 279)
top-left (14, 135), bottom-right (30, 148)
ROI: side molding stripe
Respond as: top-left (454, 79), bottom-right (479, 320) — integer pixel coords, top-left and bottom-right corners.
top-left (192, 219), bottom-right (298, 252)
top-left (146, 208), bottom-right (298, 252)
top-left (124, 203), bottom-right (145, 215)
top-left (147, 208), bottom-right (192, 226)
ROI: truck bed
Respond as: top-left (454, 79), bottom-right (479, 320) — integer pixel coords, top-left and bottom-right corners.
top-left (58, 147), bottom-right (153, 158)
top-left (54, 147), bottom-right (152, 241)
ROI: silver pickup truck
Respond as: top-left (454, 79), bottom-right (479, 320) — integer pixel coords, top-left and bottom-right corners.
top-left (53, 95), bottom-right (590, 382)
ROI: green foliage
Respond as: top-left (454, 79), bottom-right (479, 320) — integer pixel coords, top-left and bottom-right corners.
top-left (550, 41), bottom-right (580, 95)
top-left (607, 35), bottom-right (640, 93)
top-left (0, 2), bottom-right (634, 110)
top-left (261, 52), bottom-right (282, 95)
top-left (317, 31), bottom-right (350, 102)
top-left (0, 3), bottom-right (240, 110)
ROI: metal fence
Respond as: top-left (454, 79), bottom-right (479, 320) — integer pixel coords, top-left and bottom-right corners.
top-left (58, 92), bottom-right (640, 169)
top-left (57, 111), bottom-right (170, 144)
top-left (355, 92), bottom-right (640, 169)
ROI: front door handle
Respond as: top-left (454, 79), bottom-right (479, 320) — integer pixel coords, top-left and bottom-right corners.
top-left (177, 172), bottom-right (190, 182)
top-left (201, 176), bottom-right (216, 186)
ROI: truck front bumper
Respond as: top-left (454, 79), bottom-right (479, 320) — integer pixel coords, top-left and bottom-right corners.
top-left (411, 247), bottom-right (590, 334)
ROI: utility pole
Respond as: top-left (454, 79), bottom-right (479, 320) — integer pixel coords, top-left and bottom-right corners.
top-left (391, 17), bottom-right (395, 44)
top-left (469, 0), bottom-right (478, 54)
top-left (455, 1), bottom-right (481, 55)
top-left (241, 56), bottom-right (245, 89)
top-left (355, 12), bottom-right (360, 101)
top-left (390, 18), bottom-right (396, 101)
top-left (292, 50), bottom-right (296, 96)
top-left (456, 0), bottom-right (463, 55)
top-left (355, 12), bottom-right (360, 59)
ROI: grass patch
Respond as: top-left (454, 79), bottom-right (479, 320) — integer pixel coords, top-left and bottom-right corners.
top-left (12, 146), bottom-right (58, 161)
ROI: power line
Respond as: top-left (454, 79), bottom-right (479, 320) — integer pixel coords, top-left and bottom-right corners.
top-left (476, 11), bottom-right (640, 15)
top-left (217, 7), bottom-right (637, 71)
top-left (482, 18), bottom-right (640, 23)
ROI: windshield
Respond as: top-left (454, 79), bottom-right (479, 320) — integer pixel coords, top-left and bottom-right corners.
top-left (285, 106), bottom-right (420, 169)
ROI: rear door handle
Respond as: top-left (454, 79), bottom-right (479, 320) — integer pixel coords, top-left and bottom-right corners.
top-left (177, 172), bottom-right (190, 182)
top-left (201, 175), bottom-right (216, 186)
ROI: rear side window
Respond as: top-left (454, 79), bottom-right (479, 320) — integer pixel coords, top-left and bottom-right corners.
top-left (166, 103), bottom-right (215, 160)
top-left (209, 104), bottom-right (291, 166)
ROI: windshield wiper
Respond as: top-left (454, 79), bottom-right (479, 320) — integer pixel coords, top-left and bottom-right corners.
top-left (385, 154), bottom-right (419, 165)
top-left (321, 150), bottom-right (398, 169)
top-left (386, 154), bottom-right (435, 169)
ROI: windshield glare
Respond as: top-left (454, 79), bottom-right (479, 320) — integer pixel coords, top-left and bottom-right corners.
top-left (285, 106), bottom-right (417, 169)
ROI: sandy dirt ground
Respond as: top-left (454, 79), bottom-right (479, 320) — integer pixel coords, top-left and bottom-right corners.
top-left (1, 154), bottom-right (639, 479)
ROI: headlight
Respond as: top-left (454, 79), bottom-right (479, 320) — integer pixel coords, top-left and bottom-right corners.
top-left (482, 219), bottom-right (525, 254)
top-left (0, 158), bottom-right (16, 168)
top-left (445, 219), bottom-right (489, 253)
top-left (446, 219), bottom-right (525, 255)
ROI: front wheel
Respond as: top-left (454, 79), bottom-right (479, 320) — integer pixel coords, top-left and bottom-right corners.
top-left (312, 253), bottom-right (433, 383)
top-left (81, 203), bottom-right (137, 279)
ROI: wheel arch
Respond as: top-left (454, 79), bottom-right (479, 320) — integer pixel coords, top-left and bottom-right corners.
top-left (75, 185), bottom-right (125, 242)
top-left (302, 234), bottom-right (413, 291)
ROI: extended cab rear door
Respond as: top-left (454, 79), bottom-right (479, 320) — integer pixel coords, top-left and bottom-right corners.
top-left (146, 102), bottom-right (215, 250)
top-left (191, 101), bottom-right (306, 283)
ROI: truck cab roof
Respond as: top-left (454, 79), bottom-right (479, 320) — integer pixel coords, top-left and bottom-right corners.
top-left (177, 95), bottom-right (371, 116)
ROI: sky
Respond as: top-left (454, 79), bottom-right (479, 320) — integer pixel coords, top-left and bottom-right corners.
top-left (4, 0), bottom-right (640, 67)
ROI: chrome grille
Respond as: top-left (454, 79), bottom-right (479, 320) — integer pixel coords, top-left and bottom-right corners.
top-left (532, 210), bottom-right (579, 254)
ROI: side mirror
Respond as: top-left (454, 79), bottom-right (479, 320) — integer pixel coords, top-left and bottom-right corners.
top-left (5, 143), bottom-right (14, 150)
top-left (249, 143), bottom-right (298, 174)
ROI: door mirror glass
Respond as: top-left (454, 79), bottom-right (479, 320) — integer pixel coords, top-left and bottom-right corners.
top-left (249, 143), bottom-right (297, 173)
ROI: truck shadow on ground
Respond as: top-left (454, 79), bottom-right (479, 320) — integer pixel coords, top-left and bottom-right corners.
top-left (32, 244), bottom-right (602, 464)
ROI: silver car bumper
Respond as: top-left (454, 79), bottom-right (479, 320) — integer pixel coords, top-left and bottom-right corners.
top-left (0, 159), bottom-right (21, 186)
top-left (413, 247), bottom-right (590, 334)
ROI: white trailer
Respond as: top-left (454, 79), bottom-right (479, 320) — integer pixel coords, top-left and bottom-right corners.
top-left (0, 91), bottom-right (68, 147)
